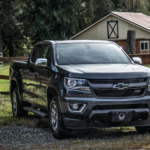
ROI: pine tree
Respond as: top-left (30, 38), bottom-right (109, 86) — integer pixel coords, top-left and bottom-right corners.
top-left (0, 0), bottom-right (25, 56)
top-left (31, 0), bottom-right (94, 41)
top-left (117, 0), bottom-right (149, 15)
top-left (92, 0), bottom-right (114, 22)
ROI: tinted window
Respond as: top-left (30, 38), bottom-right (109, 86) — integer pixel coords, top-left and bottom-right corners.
top-left (145, 42), bottom-right (148, 49)
top-left (41, 45), bottom-right (51, 66)
top-left (56, 43), bottom-right (130, 65)
top-left (141, 43), bottom-right (144, 50)
top-left (31, 45), bottom-right (42, 63)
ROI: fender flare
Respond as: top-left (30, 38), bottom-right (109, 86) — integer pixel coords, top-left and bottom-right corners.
top-left (47, 84), bottom-right (61, 112)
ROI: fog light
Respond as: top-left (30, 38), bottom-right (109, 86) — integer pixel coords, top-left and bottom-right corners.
top-left (68, 103), bottom-right (86, 112)
top-left (69, 103), bottom-right (79, 110)
top-left (72, 104), bottom-right (79, 110)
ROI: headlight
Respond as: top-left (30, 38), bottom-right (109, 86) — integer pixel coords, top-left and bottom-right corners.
top-left (148, 79), bottom-right (150, 91)
top-left (64, 77), bottom-right (91, 92)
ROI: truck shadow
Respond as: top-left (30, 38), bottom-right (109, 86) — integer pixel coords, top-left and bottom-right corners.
top-left (0, 116), bottom-right (145, 140)
top-left (70, 128), bottom-right (137, 139)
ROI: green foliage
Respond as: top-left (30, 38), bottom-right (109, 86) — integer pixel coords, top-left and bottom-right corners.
top-left (92, 0), bottom-right (114, 22)
top-left (0, 0), bottom-right (35, 56)
top-left (116, 0), bottom-right (150, 15)
top-left (0, 0), bottom-right (150, 55)
top-left (0, 0), bottom-right (25, 56)
top-left (31, 0), bottom-right (94, 41)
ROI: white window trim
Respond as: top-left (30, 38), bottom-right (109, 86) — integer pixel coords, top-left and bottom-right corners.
top-left (140, 41), bottom-right (149, 51)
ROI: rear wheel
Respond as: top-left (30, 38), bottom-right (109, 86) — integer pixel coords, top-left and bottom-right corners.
top-left (135, 126), bottom-right (150, 133)
top-left (49, 96), bottom-right (72, 139)
top-left (12, 88), bottom-right (27, 117)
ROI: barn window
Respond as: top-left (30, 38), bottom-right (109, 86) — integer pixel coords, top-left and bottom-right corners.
top-left (140, 41), bottom-right (149, 51)
top-left (107, 21), bottom-right (119, 39)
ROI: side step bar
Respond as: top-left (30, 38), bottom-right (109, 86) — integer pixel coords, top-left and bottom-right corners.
top-left (23, 107), bottom-right (48, 117)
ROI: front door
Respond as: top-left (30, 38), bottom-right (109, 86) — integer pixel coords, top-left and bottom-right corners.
top-left (24, 44), bottom-right (43, 105)
top-left (35, 44), bottom-right (52, 108)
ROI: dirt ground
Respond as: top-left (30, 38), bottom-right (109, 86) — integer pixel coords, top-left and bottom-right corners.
top-left (1, 126), bottom-right (150, 150)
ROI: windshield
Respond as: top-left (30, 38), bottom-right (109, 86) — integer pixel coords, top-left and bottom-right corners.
top-left (56, 43), bottom-right (130, 65)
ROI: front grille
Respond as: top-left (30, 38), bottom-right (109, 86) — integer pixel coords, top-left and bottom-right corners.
top-left (89, 78), bottom-right (147, 84)
top-left (94, 89), bottom-right (145, 97)
top-left (93, 104), bottom-right (148, 110)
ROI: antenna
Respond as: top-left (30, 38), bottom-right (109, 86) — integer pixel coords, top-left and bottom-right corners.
top-left (63, 32), bottom-right (67, 40)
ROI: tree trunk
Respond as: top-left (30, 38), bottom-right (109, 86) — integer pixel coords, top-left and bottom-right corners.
top-left (9, 36), bottom-right (13, 57)
top-left (125, 0), bottom-right (129, 12)
top-left (0, 26), bottom-right (3, 53)
top-left (125, 30), bottom-right (136, 54)
top-left (132, 0), bottom-right (135, 12)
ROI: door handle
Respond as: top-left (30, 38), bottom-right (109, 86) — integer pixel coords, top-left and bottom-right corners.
top-left (34, 72), bottom-right (39, 76)
top-left (25, 69), bottom-right (29, 72)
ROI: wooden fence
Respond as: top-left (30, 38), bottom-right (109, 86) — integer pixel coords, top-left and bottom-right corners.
top-left (0, 57), bottom-right (28, 63)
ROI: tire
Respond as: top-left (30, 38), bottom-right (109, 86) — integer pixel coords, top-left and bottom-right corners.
top-left (12, 88), bottom-right (28, 117)
top-left (135, 126), bottom-right (150, 133)
top-left (49, 96), bottom-right (72, 139)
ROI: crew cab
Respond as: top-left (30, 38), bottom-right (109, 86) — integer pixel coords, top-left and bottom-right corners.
top-left (10, 40), bottom-right (150, 139)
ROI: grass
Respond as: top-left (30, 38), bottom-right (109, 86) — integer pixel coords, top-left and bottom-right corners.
top-left (145, 65), bottom-right (150, 68)
top-left (0, 63), bottom-right (10, 75)
top-left (0, 95), bottom-right (12, 117)
top-left (0, 80), bottom-right (10, 91)
top-left (40, 135), bottom-right (150, 150)
top-left (0, 63), bottom-right (10, 92)
top-left (0, 94), bottom-right (49, 128)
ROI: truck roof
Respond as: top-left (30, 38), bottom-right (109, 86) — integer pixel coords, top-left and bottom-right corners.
top-left (36, 40), bottom-right (113, 45)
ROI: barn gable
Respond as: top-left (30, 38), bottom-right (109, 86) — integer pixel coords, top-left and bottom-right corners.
top-left (70, 12), bottom-right (150, 41)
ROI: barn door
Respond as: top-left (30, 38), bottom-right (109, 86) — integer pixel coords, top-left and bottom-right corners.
top-left (107, 21), bottom-right (119, 39)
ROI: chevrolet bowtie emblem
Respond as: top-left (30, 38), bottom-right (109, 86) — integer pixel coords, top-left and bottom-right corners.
top-left (113, 83), bottom-right (129, 90)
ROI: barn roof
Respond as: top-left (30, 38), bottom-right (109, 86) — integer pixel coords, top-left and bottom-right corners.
top-left (70, 12), bottom-right (150, 39)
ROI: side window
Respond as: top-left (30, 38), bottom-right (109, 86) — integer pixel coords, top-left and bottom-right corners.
top-left (41, 45), bottom-right (51, 66)
top-left (31, 45), bottom-right (42, 63)
top-left (140, 41), bottom-right (149, 51)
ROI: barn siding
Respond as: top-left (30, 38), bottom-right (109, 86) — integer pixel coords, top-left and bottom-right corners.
top-left (72, 14), bottom-right (150, 54)
top-left (113, 39), bottom-right (150, 54)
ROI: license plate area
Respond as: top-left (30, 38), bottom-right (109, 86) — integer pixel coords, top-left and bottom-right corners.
top-left (112, 111), bottom-right (132, 122)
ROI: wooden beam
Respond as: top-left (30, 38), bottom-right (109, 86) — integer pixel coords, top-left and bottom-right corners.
top-left (0, 92), bottom-right (9, 95)
top-left (0, 75), bottom-right (9, 80)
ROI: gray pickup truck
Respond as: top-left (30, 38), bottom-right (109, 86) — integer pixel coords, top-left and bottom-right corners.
top-left (10, 40), bottom-right (150, 139)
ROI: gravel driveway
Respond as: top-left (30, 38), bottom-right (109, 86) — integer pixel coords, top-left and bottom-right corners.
top-left (2, 125), bottom-right (150, 150)
top-left (0, 126), bottom-right (140, 150)
top-left (0, 126), bottom-right (64, 149)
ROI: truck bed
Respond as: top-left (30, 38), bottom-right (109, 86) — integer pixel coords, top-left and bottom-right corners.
top-left (11, 61), bottom-right (27, 70)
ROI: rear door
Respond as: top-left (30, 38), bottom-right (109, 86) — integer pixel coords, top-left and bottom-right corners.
top-left (23, 44), bottom-right (43, 105)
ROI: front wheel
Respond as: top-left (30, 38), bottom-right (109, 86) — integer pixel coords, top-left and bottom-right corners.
top-left (135, 126), bottom-right (150, 133)
top-left (49, 97), bottom-right (72, 139)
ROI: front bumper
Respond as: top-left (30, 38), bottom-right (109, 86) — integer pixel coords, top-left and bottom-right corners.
top-left (61, 96), bottom-right (150, 129)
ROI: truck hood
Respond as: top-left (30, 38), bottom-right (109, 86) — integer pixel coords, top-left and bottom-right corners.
top-left (58, 64), bottom-right (150, 79)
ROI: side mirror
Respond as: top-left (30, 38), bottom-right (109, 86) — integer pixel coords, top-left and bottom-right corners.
top-left (132, 57), bottom-right (142, 65)
top-left (35, 58), bottom-right (47, 67)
